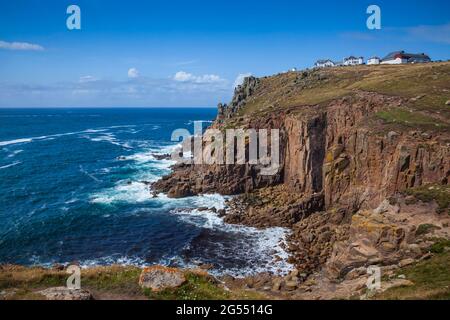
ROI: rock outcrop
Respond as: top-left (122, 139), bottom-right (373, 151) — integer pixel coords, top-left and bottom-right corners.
top-left (139, 266), bottom-right (187, 292)
top-left (217, 76), bottom-right (260, 121)
top-left (152, 63), bottom-right (450, 282)
top-left (37, 287), bottom-right (93, 300)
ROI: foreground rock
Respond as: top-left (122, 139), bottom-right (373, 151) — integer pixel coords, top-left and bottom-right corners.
top-left (37, 287), bottom-right (93, 300)
top-left (139, 266), bottom-right (187, 292)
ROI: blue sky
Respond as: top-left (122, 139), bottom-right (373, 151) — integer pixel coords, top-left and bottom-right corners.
top-left (0, 0), bottom-right (449, 107)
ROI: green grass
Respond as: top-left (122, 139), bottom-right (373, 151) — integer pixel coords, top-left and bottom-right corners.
top-left (406, 184), bottom-right (450, 214)
top-left (376, 108), bottom-right (446, 128)
top-left (228, 63), bottom-right (450, 123)
top-left (429, 239), bottom-right (450, 254)
top-left (415, 224), bottom-right (441, 237)
top-left (374, 251), bottom-right (450, 300)
top-left (0, 266), bottom-right (268, 300)
top-left (144, 273), bottom-right (230, 300)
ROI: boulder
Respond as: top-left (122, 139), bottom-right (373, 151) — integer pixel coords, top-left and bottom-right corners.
top-left (139, 266), bottom-right (186, 292)
top-left (398, 258), bottom-right (415, 268)
top-left (37, 287), bottom-right (93, 300)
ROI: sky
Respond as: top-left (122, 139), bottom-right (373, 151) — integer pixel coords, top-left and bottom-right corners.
top-left (0, 0), bottom-right (449, 108)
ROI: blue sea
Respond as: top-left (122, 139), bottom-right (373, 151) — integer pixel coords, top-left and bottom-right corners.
top-left (0, 108), bottom-right (290, 276)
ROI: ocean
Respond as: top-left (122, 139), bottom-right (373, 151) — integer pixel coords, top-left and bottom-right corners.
top-left (0, 108), bottom-right (291, 277)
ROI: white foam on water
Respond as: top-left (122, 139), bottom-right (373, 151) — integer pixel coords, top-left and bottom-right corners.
top-left (120, 151), bottom-right (155, 163)
top-left (91, 181), bottom-right (154, 204)
top-left (0, 128), bottom-right (110, 147)
top-left (0, 138), bottom-right (32, 147)
top-left (6, 149), bottom-right (23, 158)
top-left (0, 161), bottom-right (22, 170)
top-left (91, 143), bottom-right (180, 205)
top-left (88, 139), bottom-right (293, 277)
top-left (65, 198), bottom-right (79, 204)
top-left (169, 195), bottom-right (293, 277)
top-left (84, 132), bottom-right (133, 149)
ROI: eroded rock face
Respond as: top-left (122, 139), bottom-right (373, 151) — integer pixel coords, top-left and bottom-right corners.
top-left (151, 73), bottom-right (450, 280)
top-left (154, 91), bottom-right (449, 218)
top-left (139, 266), bottom-right (186, 292)
top-left (37, 287), bottom-right (93, 300)
top-left (324, 197), bottom-right (450, 279)
top-left (223, 185), bottom-right (324, 228)
top-left (217, 76), bottom-right (260, 121)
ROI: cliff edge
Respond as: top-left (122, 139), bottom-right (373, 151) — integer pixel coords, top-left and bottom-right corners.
top-left (153, 63), bottom-right (450, 291)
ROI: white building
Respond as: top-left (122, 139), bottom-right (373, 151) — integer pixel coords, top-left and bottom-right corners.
top-left (343, 56), bottom-right (364, 66)
top-left (367, 57), bottom-right (381, 65)
top-left (381, 51), bottom-right (431, 65)
top-left (314, 59), bottom-right (335, 68)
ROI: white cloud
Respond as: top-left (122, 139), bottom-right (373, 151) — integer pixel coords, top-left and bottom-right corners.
top-left (0, 40), bottom-right (44, 51)
top-left (79, 75), bottom-right (98, 83)
top-left (173, 71), bottom-right (194, 82)
top-left (233, 73), bottom-right (252, 89)
top-left (0, 72), bottom-right (232, 107)
top-left (173, 71), bottom-right (224, 84)
top-left (128, 68), bottom-right (140, 79)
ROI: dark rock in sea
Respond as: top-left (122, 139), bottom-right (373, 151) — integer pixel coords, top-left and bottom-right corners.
top-left (152, 153), bottom-right (171, 160)
top-left (217, 209), bottom-right (226, 217)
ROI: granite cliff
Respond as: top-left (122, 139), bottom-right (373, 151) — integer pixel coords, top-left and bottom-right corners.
top-left (153, 63), bottom-right (450, 288)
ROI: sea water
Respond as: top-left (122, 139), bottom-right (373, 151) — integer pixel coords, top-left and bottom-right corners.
top-left (0, 108), bottom-right (291, 277)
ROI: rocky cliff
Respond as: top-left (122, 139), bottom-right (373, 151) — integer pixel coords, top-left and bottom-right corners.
top-left (153, 63), bottom-right (450, 281)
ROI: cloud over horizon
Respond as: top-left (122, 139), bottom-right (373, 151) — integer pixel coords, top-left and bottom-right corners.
top-left (128, 68), bottom-right (140, 79)
top-left (173, 71), bottom-right (225, 84)
top-left (0, 71), bottom-right (232, 108)
top-left (0, 40), bottom-right (44, 51)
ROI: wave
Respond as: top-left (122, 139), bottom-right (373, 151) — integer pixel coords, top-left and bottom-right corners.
top-left (5, 149), bottom-right (24, 158)
top-left (91, 143), bottom-right (179, 204)
top-left (87, 139), bottom-right (292, 277)
top-left (0, 161), bottom-right (21, 170)
top-left (0, 128), bottom-right (109, 147)
top-left (171, 204), bottom-right (293, 277)
top-left (91, 180), bottom-right (155, 204)
top-left (0, 138), bottom-right (33, 147)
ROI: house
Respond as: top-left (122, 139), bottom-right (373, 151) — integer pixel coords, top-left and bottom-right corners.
top-left (343, 56), bottom-right (364, 66)
top-left (315, 59), bottom-right (335, 68)
top-left (367, 57), bottom-right (381, 65)
top-left (381, 51), bottom-right (431, 64)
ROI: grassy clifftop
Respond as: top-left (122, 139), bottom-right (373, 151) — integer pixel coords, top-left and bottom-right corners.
top-left (233, 62), bottom-right (450, 131)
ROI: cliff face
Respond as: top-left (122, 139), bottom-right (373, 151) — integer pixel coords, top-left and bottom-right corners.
top-left (154, 73), bottom-right (449, 215)
top-left (153, 63), bottom-right (450, 278)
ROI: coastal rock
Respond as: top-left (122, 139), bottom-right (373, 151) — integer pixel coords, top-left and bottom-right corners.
top-left (151, 68), bottom-right (450, 283)
top-left (37, 287), bottom-right (93, 300)
top-left (152, 153), bottom-right (171, 160)
top-left (139, 266), bottom-right (186, 292)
